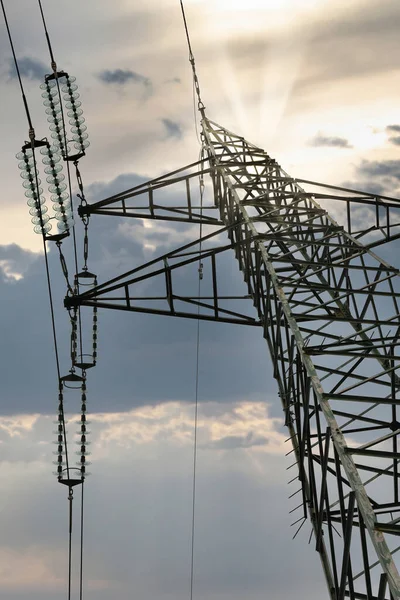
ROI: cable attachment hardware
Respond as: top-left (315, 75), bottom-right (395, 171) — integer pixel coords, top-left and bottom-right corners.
top-left (74, 160), bottom-right (87, 203)
top-left (73, 274), bottom-right (98, 370)
top-left (53, 383), bottom-right (66, 481)
top-left (41, 142), bottom-right (73, 236)
top-left (70, 308), bottom-right (78, 368)
top-left (83, 220), bottom-right (90, 271)
top-left (56, 241), bottom-right (74, 295)
top-left (61, 370), bottom-right (85, 390)
top-left (41, 72), bottom-right (89, 162)
top-left (92, 288), bottom-right (98, 365)
top-left (53, 383), bottom-right (84, 485)
top-left (17, 138), bottom-right (72, 241)
top-left (17, 139), bottom-right (50, 236)
top-left (62, 75), bottom-right (89, 156)
top-left (40, 74), bottom-right (70, 158)
top-left (76, 379), bottom-right (91, 479)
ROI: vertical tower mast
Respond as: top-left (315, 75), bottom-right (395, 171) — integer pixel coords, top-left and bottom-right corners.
top-left (70, 117), bottom-right (400, 598)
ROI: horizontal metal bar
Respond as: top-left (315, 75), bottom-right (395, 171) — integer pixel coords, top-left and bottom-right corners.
top-left (90, 208), bottom-right (223, 225)
top-left (325, 393), bottom-right (398, 405)
top-left (375, 523), bottom-right (400, 536)
top-left (65, 298), bottom-right (261, 326)
top-left (346, 449), bottom-right (400, 460)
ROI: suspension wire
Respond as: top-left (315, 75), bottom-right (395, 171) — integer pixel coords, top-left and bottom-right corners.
top-left (0, 0), bottom-right (34, 134)
top-left (37, 0), bottom-right (85, 368)
top-left (80, 481), bottom-right (84, 600)
top-left (179, 0), bottom-right (206, 119)
top-left (189, 147), bottom-right (205, 600)
top-left (192, 78), bottom-right (200, 145)
top-left (1, 4), bottom-right (76, 594)
top-left (57, 241), bottom-right (74, 295)
top-left (0, 0), bottom-right (67, 399)
top-left (179, 5), bottom-right (208, 599)
top-left (58, 384), bottom-right (70, 477)
top-left (37, 0), bottom-right (56, 69)
top-left (36, 15), bottom-right (89, 600)
top-left (68, 487), bottom-right (74, 600)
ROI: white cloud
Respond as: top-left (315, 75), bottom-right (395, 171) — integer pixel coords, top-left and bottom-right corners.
top-left (0, 401), bottom-right (327, 600)
top-left (90, 400), bottom-right (286, 456)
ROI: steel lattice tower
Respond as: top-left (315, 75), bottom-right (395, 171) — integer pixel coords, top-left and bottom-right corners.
top-left (67, 117), bottom-right (400, 599)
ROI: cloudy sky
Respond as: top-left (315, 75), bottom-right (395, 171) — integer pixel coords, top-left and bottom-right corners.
top-left (0, 0), bottom-right (400, 598)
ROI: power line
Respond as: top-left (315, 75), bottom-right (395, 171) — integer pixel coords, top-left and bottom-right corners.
top-left (1, 2), bottom-right (77, 595)
top-left (68, 487), bottom-right (73, 600)
top-left (37, 0), bottom-right (56, 70)
top-left (80, 481), bottom-right (85, 600)
top-left (37, 0), bottom-right (85, 368)
top-left (179, 0), bottom-right (206, 119)
top-left (0, 0), bottom-right (34, 134)
top-left (1, 0), bottom-right (66, 397)
top-left (178, 5), bottom-right (208, 598)
top-left (189, 147), bottom-right (206, 600)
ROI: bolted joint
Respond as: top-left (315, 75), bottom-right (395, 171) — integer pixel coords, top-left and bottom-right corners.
top-left (64, 295), bottom-right (79, 310)
top-left (78, 203), bottom-right (91, 218)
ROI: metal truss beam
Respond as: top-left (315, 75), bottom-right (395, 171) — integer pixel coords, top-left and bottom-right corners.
top-left (66, 224), bottom-right (260, 326)
top-left (79, 155), bottom-right (400, 246)
top-left (78, 159), bottom-right (223, 226)
top-left (69, 117), bottom-right (400, 599)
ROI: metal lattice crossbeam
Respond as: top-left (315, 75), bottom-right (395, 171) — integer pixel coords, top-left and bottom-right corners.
top-left (67, 118), bottom-right (400, 599)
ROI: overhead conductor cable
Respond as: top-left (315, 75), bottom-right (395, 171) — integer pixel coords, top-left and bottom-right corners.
top-left (179, 3), bottom-right (207, 600)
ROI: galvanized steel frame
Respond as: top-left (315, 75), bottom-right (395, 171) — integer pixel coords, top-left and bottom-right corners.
top-left (69, 119), bottom-right (400, 599)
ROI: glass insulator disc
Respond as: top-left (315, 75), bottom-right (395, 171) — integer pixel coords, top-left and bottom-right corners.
top-left (44, 164), bottom-right (62, 175)
top-left (34, 222), bottom-right (52, 234)
top-left (49, 182), bottom-right (67, 194)
top-left (50, 191), bottom-right (69, 202)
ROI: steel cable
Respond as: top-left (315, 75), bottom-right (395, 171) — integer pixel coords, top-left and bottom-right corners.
top-left (37, 0), bottom-right (85, 368)
top-left (178, 4), bottom-right (208, 598)
top-left (1, 2), bottom-right (76, 594)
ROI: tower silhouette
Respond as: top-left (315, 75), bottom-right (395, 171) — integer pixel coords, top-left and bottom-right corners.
top-left (7, 0), bottom-right (400, 595)
top-left (66, 116), bottom-right (400, 599)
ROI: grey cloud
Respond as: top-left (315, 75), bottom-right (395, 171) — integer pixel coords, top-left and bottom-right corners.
top-left (341, 180), bottom-right (387, 196)
top-left (86, 172), bottom-right (146, 202)
top-left (339, 160), bottom-right (400, 199)
top-left (308, 133), bottom-right (352, 149)
top-left (161, 118), bottom-right (182, 139)
top-left (386, 124), bottom-right (400, 134)
top-left (8, 56), bottom-right (47, 81)
top-left (0, 244), bottom-right (39, 281)
top-left (357, 159), bottom-right (400, 181)
top-left (165, 77), bottom-right (181, 84)
top-left (0, 170), bottom-right (277, 415)
top-left (385, 125), bottom-right (400, 146)
top-left (205, 431), bottom-right (269, 450)
top-left (98, 68), bottom-right (152, 89)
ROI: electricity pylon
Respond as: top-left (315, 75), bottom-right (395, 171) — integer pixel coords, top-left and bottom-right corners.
top-left (67, 117), bottom-right (400, 599)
